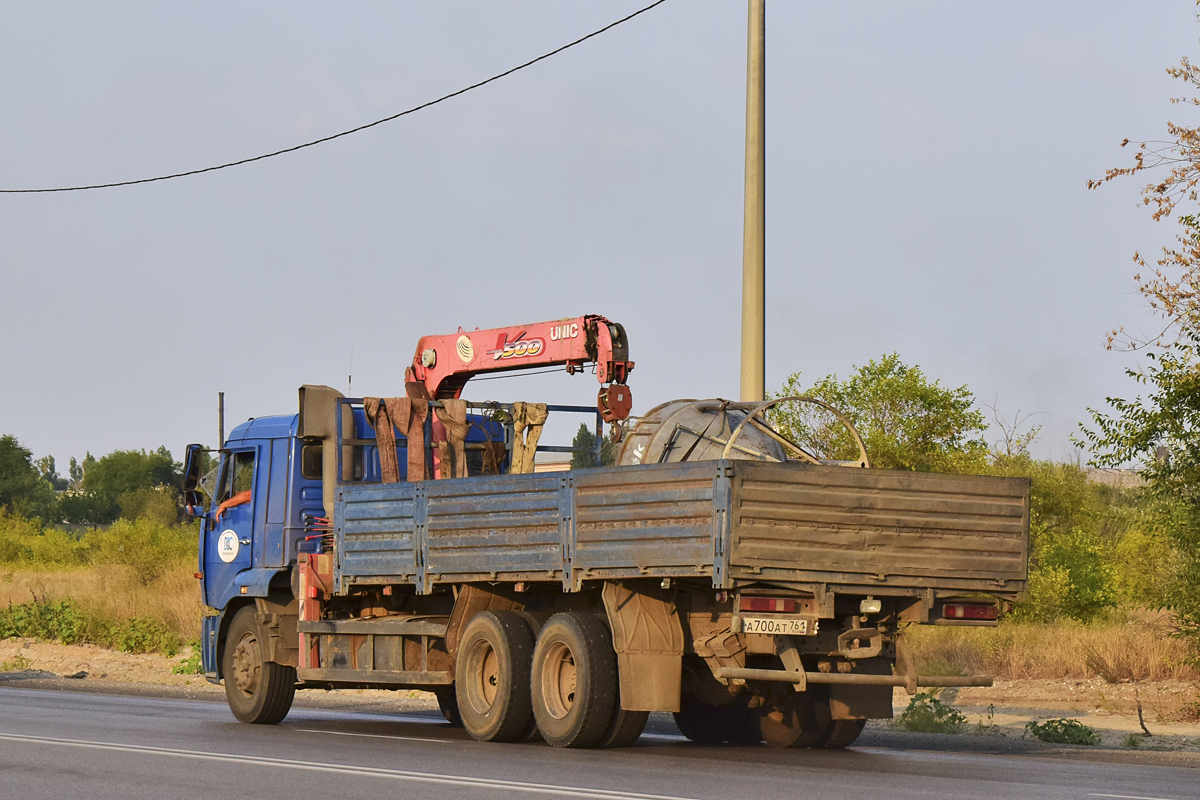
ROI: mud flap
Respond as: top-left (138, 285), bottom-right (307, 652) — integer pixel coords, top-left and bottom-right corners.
top-left (602, 582), bottom-right (684, 712)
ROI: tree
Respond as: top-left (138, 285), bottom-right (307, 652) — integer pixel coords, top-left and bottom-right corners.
top-left (36, 455), bottom-right (68, 491)
top-left (570, 424), bottom-right (616, 469)
top-left (1088, 49), bottom-right (1200, 348)
top-left (773, 354), bottom-right (989, 473)
top-left (991, 453), bottom-right (1134, 621)
top-left (61, 447), bottom-right (182, 525)
top-left (1084, 18), bottom-right (1200, 654)
top-left (68, 456), bottom-right (84, 490)
top-left (1082, 332), bottom-right (1200, 639)
top-left (83, 447), bottom-right (181, 500)
top-left (0, 435), bottom-right (57, 521)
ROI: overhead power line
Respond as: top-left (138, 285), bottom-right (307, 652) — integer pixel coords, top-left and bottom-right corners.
top-left (1, 1), bottom-right (668, 194)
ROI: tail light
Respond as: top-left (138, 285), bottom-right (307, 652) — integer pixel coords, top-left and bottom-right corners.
top-left (942, 603), bottom-right (998, 621)
top-left (739, 597), bottom-right (797, 613)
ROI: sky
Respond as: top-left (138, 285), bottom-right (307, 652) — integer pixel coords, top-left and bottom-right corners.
top-left (1, 1), bottom-right (1197, 467)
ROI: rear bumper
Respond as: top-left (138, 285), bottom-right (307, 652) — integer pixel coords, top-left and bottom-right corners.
top-left (714, 666), bottom-right (992, 694)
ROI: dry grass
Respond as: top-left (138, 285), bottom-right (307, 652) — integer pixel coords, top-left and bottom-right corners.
top-left (2, 561), bottom-right (1198, 686)
top-left (0, 564), bottom-right (204, 640)
top-left (905, 610), bottom-right (1199, 683)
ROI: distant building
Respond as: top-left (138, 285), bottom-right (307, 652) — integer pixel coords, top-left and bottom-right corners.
top-left (1084, 468), bottom-right (1143, 488)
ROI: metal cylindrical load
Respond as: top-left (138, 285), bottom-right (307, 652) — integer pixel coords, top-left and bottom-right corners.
top-left (615, 397), bottom-right (871, 469)
top-left (616, 399), bottom-right (787, 466)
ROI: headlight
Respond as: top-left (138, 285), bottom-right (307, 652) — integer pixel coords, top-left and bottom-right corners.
top-left (859, 597), bottom-right (882, 615)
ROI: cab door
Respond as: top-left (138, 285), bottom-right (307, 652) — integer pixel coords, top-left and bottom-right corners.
top-left (204, 448), bottom-right (257, 607)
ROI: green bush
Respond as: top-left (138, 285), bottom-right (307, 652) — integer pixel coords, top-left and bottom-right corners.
top-left (86, 519), bottom-right (197, 581)
top-left (896, 691), bottom-right (967, 734)
top-left (1024, 717), bottom-right (1100, 745)
top-left (0, 511), bottom-right (88, 568)
top-left (0, 600), bottom-right (88, 643)
top-left (116, 488), bottom-right (180, 527)
top-left (0, 600), bottom-right (181, 656)
top-left (1015, 528), bottom-right (1117, 623)
top-left (112, 617), bottom-right (180, 656)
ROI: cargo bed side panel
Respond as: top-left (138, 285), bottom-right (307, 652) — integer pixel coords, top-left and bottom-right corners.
top-left (573, 463), bottom-right (718, 582)
top-left (729, 462), bottom-right (1029, 592)
top-left (425, 474), bottom-right (564, 584)
top-left (337, 484), bottom-right (417, 587)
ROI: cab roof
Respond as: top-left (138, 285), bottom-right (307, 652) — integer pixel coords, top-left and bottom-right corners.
top-left (225, 414), bottom-right (299, 443)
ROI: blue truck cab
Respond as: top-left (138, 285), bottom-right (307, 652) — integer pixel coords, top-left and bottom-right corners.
top-left (185, 398), bottom-right (510, 679)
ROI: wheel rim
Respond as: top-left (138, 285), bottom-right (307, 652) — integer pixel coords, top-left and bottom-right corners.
top-left (231, 631), bottom-right (262, 697)
top-left (539, 641), bottom-right (577, 721)
top-left (463, 638), bottom-right (500, 716)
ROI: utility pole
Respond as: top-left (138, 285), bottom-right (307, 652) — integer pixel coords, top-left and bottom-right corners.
top-left (218, 391), bottom-right (225, 450)
top-left (740, 0), bottom-right (766, 403)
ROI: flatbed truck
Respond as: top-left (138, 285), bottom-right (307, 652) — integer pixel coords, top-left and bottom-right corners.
top-left (188, 315), bottom-right (1028, 749)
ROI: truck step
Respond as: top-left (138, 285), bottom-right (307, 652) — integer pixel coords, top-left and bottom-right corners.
top-left (297, 617), bottom-right (449, 637)
top-left (296, 667), bottom-right (453, 686)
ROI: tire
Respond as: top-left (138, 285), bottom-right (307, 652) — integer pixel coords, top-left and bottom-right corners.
top-left (436, 688), bottom-right (463, 728)
top-left (601, 707), bottom-right (649, 748)
top-left (820, 719), bottom-right (866, 749)
top-left (222, 606), bottom-right (296, 724)
top-left (531, 613), bottom-right (617, 748)
top-left (758, 693), bottom-right (830, 748)
top-left (454, 611), bottom-right (536, 742)
top-left (674, 693), bottom-right (761, 745)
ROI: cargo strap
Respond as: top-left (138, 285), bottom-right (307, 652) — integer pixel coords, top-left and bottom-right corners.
top-left (434, 399), bottom-right (469, 479)
top-left (364, 397), bottom-right (429, 482)
top-left (511, 402), bottom-right (548, 474)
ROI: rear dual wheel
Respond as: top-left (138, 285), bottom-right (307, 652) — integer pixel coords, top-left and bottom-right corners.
top-left (455, 610), bottom-right (647, 748)
top-left (758, 686), bottom-right (864, 749)
top-left (532, 612), bottom-right (640, 748)
top-left (455, 611), bottom-right (537, 742)
top-left (674, 693), bottom-right (761, 745)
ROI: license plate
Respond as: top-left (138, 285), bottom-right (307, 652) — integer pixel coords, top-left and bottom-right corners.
top-left (741, 616), bottom-right (809, 635)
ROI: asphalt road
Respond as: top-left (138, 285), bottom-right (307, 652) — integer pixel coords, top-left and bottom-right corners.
top-left (1, 686), bottom-right (1197, 800)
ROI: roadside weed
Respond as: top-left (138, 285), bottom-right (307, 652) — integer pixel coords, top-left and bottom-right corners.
top-left (1024, 717), bottom-right (1100, 745)
top-left (1121, 733), bottom-right (1146, 749)
top-left (0, 653), bottom-right (32, 672)
top-left (897, 691), bottom-right (967, 734)
top-left (172, 643), bottom-right (203, 674)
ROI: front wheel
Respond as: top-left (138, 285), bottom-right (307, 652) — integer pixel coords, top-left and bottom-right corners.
top-left (222, 606), bottom-right (296, 724)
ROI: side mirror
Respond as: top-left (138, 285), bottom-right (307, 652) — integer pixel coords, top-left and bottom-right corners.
top-left (184, 490), bottom-right (205, 515)
top-left (182, 443), bottom-right (205, 492)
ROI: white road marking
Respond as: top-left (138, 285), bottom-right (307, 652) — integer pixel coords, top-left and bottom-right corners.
top-left (297, 724), bottom-right (686, 745)
top-left (636, 732), bottom-right (688, 742)
top-left (1089, 795), bottom-right (1184, 800)
top-left (296, 728), bottom-right (446, 744)
top-left (0, 732), bottom-right (701, 800)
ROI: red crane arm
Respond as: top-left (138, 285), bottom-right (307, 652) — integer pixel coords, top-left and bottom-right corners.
top-left (403, 314), bottom-right (635, 421)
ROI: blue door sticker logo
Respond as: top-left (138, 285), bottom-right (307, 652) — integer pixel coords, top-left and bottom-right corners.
top-left (218, 530), bottom-right (240, 563)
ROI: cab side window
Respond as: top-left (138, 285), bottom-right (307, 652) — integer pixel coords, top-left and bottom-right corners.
top-left (219, 451), bottom-right (256, 502)
top-left (301, 443), bottom-right (322, 480)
